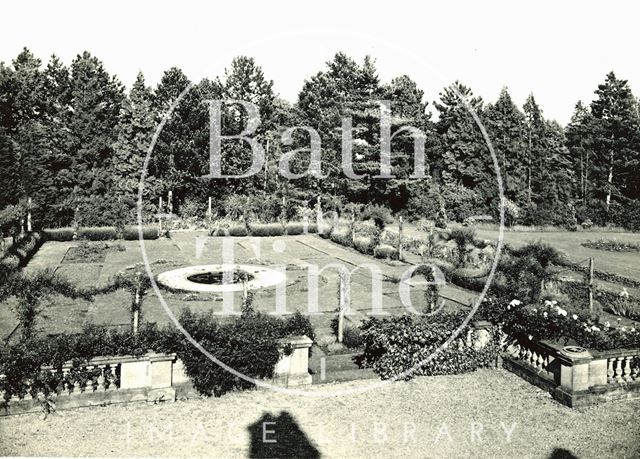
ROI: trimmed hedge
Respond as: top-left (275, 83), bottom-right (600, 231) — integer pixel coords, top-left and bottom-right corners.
top-left (373, 244), bottom-right (399, 260)
top-left (285, 222), bottom-right (318, 235)
top-left (122, 226), bottom-right (160, 240)
top-left (249, 223), bottom-right (285, 237)
top-left (77, 227), bottom-right (117, 241)
top-left (44, 227), bottom-right (75, 241)
top-left (0, 310), bottom-right (315, 401)
top-left (358, 312), bottom-right (498, 380)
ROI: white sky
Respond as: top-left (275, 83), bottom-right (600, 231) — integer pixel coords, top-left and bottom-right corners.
top-left (1, 0), bottom-right (639, 124)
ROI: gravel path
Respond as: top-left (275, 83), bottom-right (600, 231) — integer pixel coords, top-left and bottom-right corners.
top-left (1, 369), bottom-right (638, 458)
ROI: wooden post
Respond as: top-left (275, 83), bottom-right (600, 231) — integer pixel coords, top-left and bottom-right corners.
top-left (167, 191), bottom-right (173, 215)
top-left (26, 197), bottom-right (32, 232)
top-left (207, 197), bottom-right (212, 215)
top-left (316, 195), bottom-right (322, 234)
top-left (337, 269), bottom-right (350, 343)
top-left (588, 257), bottom-right (595, 316)
top-left (398, 216), bottom-right (404, 261)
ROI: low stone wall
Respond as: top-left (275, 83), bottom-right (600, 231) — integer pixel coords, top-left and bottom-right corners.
top-left (0, 335), bottom-right (313, 416)
top-left (502, 338), bottom-right (640, 408)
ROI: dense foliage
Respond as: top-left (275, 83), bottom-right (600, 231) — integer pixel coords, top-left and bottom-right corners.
top-left (0, 310), bottom-right (315, 400)
top-left (1, 49), bottom-right (639, 232)
top-left (478, 297), bottom-right (640, 351)
top-left (358, 312), bottom-right (498, 380)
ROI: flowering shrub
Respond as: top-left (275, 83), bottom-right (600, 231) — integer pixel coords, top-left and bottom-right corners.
top-left (478, 297), bottom-right (640, 351)
top-left (358, 312), bottom-right (499, 380)
top-left (353, 235), bottom-right (376, 255)
top-left (581, 238), bottom-right (640, 253)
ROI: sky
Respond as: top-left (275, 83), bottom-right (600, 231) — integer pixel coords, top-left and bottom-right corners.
top-left (1, 0), bottom-right (638, 125)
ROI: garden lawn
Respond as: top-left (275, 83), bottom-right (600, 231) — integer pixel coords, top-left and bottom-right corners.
top-left (3, 232), bottom-right (463, 340)
top-left (387, 222), bottom-right (640, 283)
top-left (0, 369), bottom-right (637, 458)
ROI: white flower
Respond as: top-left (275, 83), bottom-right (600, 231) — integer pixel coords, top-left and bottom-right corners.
top-left (561, 309), bottom-right (568, 317)
top-left (509, 299), bottom-right (521, 306)
top-left (620, 288), bottom-right (629, 299)
top-left (544, 300), bottom-right (552, 307)
top-left (533, 308), bottom-right (538, 313)
top-left (621, 327), bottom-right (627, 332)
top-left (528, 335), bottom-right (533, 340)
top-left (543, 312), bottom-right (548, 318)
top-left (572, 314), bottom-right (578, 320)
top-left (591, 325), bottom-right (601, 332)
top-left (604, 321), bottom-right (611, 328)
top-left (507, 305), bottom-right (511, 310)
top-left (617, 318), bottom-right (622, 321)
top-left (551, 300), bottom-right (557, 306)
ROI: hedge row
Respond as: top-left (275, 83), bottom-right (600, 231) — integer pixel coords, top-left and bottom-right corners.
top-left (358, 312), bottom-right (498, 380)
top-left (209, 221), bottom-right (318, 237)
top-left (44, 226), bottom-right (160, 241)
top-left (0, 310), bottom-right (315, 401)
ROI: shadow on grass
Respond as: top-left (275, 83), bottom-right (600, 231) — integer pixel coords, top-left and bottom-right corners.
top-left (549, 448), bottom-right (578, 459)
top-left (248, 411), bottom-right (320, 458)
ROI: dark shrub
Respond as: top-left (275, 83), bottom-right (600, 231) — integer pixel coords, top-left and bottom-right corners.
top-left (122, 226), bottom-right (160, 240)
top-left (228, 225), bottom-right (249, 237)
top-left (250, 223), bottom-right (285, 237)
top-left (44, 227), bottom-right (75, 241)
top-left (78, 227), bottom-right (117, 241)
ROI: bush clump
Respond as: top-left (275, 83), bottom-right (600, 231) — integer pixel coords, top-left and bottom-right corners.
top-left (77, 227), bottom-right (117, 241)
top-left (329, 227), bottom-right (352, 247)
top-left (249, 223), bottom-right (285, 237)
top-left (358, 312), bottom-right (498, 380)
top-left (353, 235), bottom-right (375, 255)
top-left (373, 244), bottom-right (399, 260)
top-left (44, 227), bottom-right (75, 241)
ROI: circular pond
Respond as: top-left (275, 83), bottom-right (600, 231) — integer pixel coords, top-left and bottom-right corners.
top-left (156, 264), bottom-right (285, 293)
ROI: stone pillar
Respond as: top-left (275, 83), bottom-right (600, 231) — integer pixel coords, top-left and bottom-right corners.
top-left (557, 346), bottom-right (593, 392)
top-left (273, 335), bottom-right (313, 387)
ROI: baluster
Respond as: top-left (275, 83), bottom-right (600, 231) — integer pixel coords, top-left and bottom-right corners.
top-left (615, 357), bottom-right (625, 383)
top-left (607, 359), bottom-right (614, 384)
top-left (96, 365), bottom-right (106, 392)
top-left (536, 352), bottom-right (544, 370)
top-left (623, 357), bottom-right (633, 382)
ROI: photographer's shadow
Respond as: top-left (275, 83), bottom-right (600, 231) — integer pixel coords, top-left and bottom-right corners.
top-left (247, 411), bottom-right (320, 458)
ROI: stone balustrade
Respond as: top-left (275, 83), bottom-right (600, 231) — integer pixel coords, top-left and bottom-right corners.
top-left (0, 335), bottom-right (313, 416)
top-left (503, 337), bottom-right (640, 407)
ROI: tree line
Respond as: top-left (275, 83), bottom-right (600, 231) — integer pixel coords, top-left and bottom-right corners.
top-left (1, 48), bottom-right (639, 233)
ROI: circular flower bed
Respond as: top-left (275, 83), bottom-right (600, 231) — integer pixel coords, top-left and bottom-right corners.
top-left (156, 264), bottom-right (285, 293)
